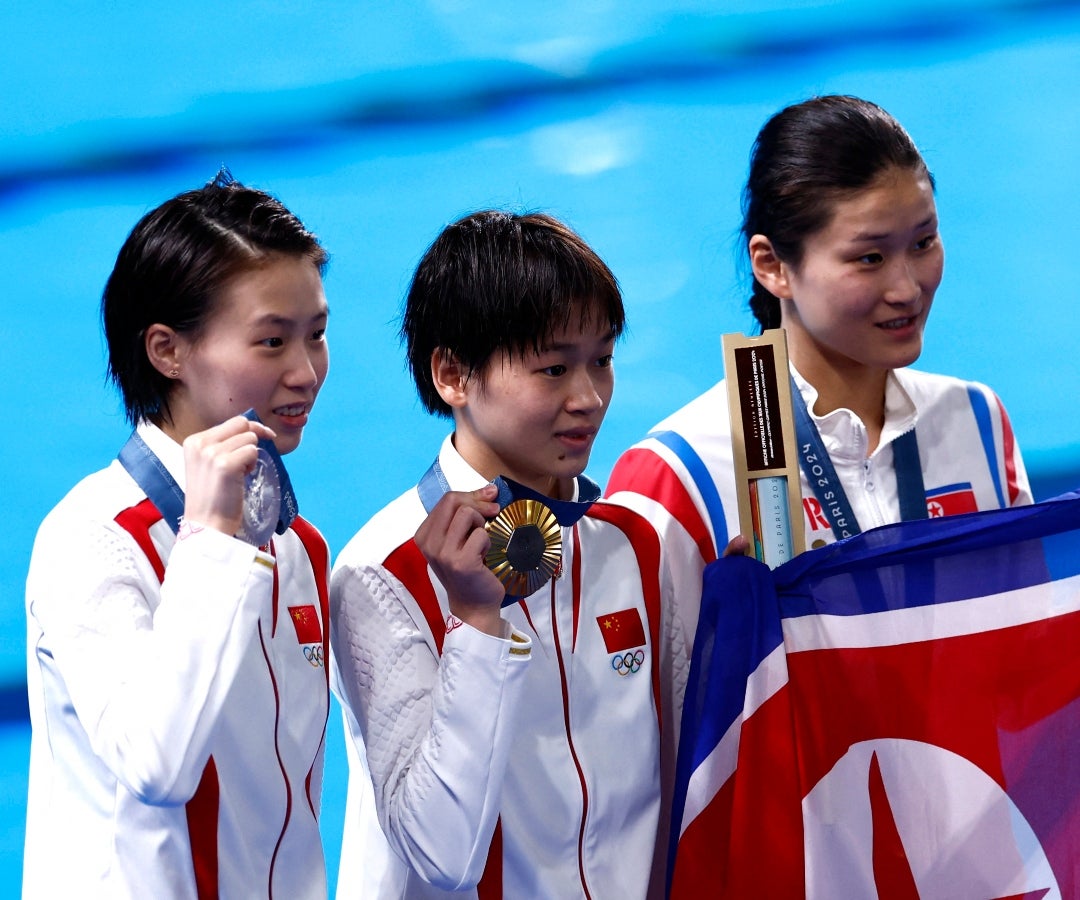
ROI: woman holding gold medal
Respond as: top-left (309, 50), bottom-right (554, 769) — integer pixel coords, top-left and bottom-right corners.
top-left (24, 171), bottom-right (333, 898)
top-left (331, 211), bottom-right (686, 898)
top-left (607, 95), bottom-right (1033, 632)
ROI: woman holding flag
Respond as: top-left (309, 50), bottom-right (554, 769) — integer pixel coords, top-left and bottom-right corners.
top-left (607, 94), bottom-right (1032, 609)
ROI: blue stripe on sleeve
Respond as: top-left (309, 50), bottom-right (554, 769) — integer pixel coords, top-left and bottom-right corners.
top-left (649, 430), bottom-right (729, 551)
top-left (967, 386), bottom-right (1006, 509)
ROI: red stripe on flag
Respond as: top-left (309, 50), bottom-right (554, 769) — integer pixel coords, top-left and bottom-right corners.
top-left (671, 681), bottom-right (804, 898)
top-left (869, 752), bottom-right (920, 898)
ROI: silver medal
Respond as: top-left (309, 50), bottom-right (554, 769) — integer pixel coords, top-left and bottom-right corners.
top-left (236, 447), bottom-right (281, 547)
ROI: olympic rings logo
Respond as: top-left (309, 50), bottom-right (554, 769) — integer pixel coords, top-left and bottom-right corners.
top-left (304, 645), bottom-right (324, 668)
top-left (611, 649), bottom-right (645, 676)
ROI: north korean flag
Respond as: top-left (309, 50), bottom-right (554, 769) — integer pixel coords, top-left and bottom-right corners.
top-left (925, 481), bottom-right (979, 517)
top-left (670, 493), bottom-right (1080, 899)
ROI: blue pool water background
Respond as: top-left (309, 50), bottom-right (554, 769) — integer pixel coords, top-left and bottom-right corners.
top-left (2, 1), bottom-right (1079, 890)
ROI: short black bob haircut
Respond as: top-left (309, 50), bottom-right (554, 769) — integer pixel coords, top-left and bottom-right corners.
top-left (401, 210), bottom-right (624, 418)
top-left (102, 168), bottom-right (328, 427)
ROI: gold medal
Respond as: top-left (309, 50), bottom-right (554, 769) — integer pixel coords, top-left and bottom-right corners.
top-left (484, 498), bottom-right (562, 597)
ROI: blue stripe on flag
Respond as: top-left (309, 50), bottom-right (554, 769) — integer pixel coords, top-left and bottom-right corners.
top-left (774, 492), bottom-right (1080, 618)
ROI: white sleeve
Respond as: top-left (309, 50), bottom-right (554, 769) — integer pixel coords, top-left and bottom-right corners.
top-left (330, 561), bottom-right (530, 891)
top-left (27, 518), bottom-right (273, 805)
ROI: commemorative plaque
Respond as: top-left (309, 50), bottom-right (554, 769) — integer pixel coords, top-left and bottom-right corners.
top-left (722, 328), bottom-right (805, 567)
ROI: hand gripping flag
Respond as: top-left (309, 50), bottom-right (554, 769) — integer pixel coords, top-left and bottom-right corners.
top-left (670, 491), bottom-right (1080, 899)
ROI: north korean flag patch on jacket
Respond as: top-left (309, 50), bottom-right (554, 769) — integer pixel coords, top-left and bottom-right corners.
top-left (925, 482), bottom-right (978, 517)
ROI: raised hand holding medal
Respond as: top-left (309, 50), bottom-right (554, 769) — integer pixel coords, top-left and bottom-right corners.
top-left (166, 411), bottom-right (297, 547)
top-left (415, 459), bottom-right (599, 615)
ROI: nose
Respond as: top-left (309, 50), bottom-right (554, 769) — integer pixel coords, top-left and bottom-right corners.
top-left (565, 367), bottom-right (605, 414)
top-left (884, 258), bottom-right (922, 306)
top-left (286, 343), bottom-right (325, 391)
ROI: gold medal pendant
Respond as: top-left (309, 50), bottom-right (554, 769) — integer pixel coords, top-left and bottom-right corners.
top-left (484, 498), bottom-right (562, 598)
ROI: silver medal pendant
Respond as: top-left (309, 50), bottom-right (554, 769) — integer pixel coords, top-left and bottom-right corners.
top-left (236, 447), bottom-right (281, 547)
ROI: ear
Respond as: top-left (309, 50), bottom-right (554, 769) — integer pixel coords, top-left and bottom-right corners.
top-left (430, 348), bottom-right (470, 410)
top-left (144, 323), bottom-right (184, 379)
top-left (748, 234), bottom-right (793, 300)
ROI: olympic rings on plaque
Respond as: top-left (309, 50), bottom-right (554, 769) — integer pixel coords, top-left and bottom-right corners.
top-left (303, 645), bottom-right (324, 668)
top-left (611, 649), bottom-right (646, 676)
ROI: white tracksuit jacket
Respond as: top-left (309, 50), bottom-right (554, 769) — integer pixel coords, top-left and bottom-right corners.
top-left (24, 422), bottom-right (331, 899)
top-left (606, 366), bottom-right (1032, 641)
top-left (330, 436), bottom-right (689, 899)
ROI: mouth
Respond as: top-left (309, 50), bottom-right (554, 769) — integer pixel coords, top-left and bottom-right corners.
top-left (877, 315), bottom-right (919, 331)
top-left (556, 427), bottom-right (597, 447)
top-left (272, 403), bottom-right (312, 426)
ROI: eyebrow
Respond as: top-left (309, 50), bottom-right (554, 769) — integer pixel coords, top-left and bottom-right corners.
top-left (849, 216), bottom-right (937, 243)
top-left (540, 330), bottom-right (617, 352)
top-left (250, 308), bottom-right (330, 328)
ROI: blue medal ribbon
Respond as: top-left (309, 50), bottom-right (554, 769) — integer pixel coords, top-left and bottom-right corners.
top-left (790, 375), bottom-right (926, 542)
top-left (416, 458), bottom-right (599, 524)
top-left (117, 410), bottom-right (298, 537)
top-left (117, 431), bottom-right (186, 533)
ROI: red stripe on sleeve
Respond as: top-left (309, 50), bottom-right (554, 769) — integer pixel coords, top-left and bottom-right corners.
top-left (185, 757), bottom-right (221, 900)
top-left (385, 537), bottom-right (502, 888)
top-left (476, 818), bottom-right (503, 900)
top-left (290, 516), bottom-right (333, 819)
top-left (584, 502), bottom-right (665, 733)
top-left (570, 525), bottom-right (582, 651)
top-left (114, 498), bottom-right (166, 581)
top-left (606, 448), bottom-right (717, 564)
top-left (995, 395), bottom-right (1022, 506)
top-left (383, 539), bottom-right (446, 655)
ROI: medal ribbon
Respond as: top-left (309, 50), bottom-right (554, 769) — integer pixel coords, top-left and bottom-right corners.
top-left (118, 431), bottom-right (186, 533)
top-left (117, 411), bottom-right (298, 536)
top-left (790, 375), bottom-right (926, 541)
top-left (416, 458), bottom-right (599, 525)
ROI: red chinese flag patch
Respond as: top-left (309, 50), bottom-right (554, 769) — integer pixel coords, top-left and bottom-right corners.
top-left (596, 608), bottom-right (646, 653)
top-left (288, 605), bottom-right (322, 644)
